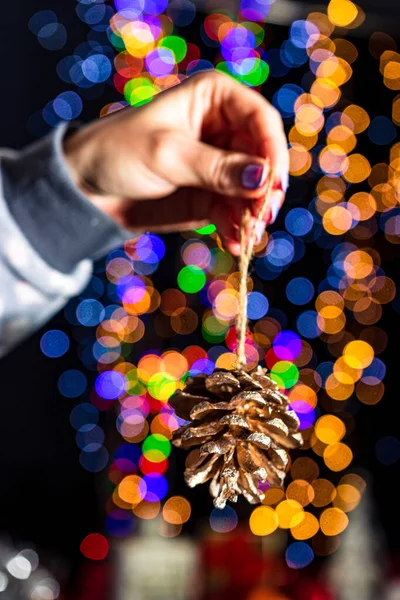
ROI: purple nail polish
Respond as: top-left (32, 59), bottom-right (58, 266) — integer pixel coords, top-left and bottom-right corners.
top-left (270, 193), bottom-right (282, 224)
top-left (241, 164), bottom-right (265, 190)
top-left (280, 167), bottom-right (289, 193)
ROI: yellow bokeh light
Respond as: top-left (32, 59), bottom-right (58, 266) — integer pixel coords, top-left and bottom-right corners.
top-left (291, 512), bottom-right (320, 540)
top-left (249, 506), bottom-right (279, 536)
top-left (348, 192), bottom-right (376, 221)
top-left (333, 356), bottom-right (362, 384)
top-left (261, 487), bottom-right (285, 506)
top-left (342, 104), bottom-right (370, 133)
top-left (380, 51), bottom-right (400, 75)
top-left (137, 354), bottom-right (163, 383)
top-left (343, 340), bottom-right (374, 369)
top-left (356, 380), bottom-right (385, 405)
top-left (343, 154), bottom-right (371, 183)
top-left (333, 484), bottom-right (361, 512)
top-left (317, 312), bottom-right (346, 335)
top-left (353, 298), bottom-right (382, 326)
top-left (286, 480), bottom-right (315, 507)
top-left (291, 457), bottom-right (320, 482)
top-left (340, 473), bottom-right (367, 494)
top-left (307, 12), bottom-right (335, 37)
top-left (289, 126), bottom-right (318, 150)
top-left (214, 289), bottom-right (239, 320)
top-left (163, 496), bottom-right (191, 525)
top-left (288, 384), bottom-right (318, 410)
top-left (289, 144), bottom-right (312, 176)
top-left (122, 21), bottom-right (158, 58)
top-left (316, 291), bottom-right (344, 312)
top-left (123, 288), bottom-right (152, 315)
top-left (133, 500), bottom-right (161, 520)
top-left (323, 206), bottom-right (353, 235)
top-left (147, 372), bottom-right (177, 401)
top-left (276, 500), bottom-right (304, 529)
top-left (327, 0), bottom-right (358, 27)
top-left (315, 415), bottom-right (346, 445)
top-left (310, 78), bottom-right (341, 108)
top-left (344, 250), bottom-right (374, 280)
top-left (327, 125), bottom-right (356, 153)
top-left (162, 351), bottom-right (188, 380)
top-left (312, 479), bottom-right (337, 507)
top-left (392, 94), bottom-right (400, 125)
top-left (118, 475), bottom-right (145, 506)
top-left (319, 145), bottom-right (349, 176)
top-left (317, 57), bottom-right (352, 86)
top-left (324, 443), bottom-right (353, 471)
top-left (215, 351), bottom-right (237, 370)
top-left (334, 38), bottom-right (358, 64)
top-left (320, 507), bottom-right (349, 535)
top-left (295, 104), bottom-right (325, 136)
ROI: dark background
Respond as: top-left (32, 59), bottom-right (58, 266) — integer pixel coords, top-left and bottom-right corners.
top-left (0, 0), bottom-right (399, 589)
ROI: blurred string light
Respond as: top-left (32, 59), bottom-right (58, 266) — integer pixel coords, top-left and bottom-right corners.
top-left (34, 0), bottom-right (400, 570)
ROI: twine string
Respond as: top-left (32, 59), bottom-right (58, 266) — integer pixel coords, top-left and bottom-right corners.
top-left (236, 164), bottom-right (276, 369)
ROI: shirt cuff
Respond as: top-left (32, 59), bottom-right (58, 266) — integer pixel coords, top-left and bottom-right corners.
top-left (1, 123), bottom-right (135, 274)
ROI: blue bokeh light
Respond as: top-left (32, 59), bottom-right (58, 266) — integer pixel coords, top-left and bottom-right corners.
top-left (58, 369), bottom-right (88, 398)
top-left (70, 402), bottom-right (99, 431)
top-left (82, 54), bottom-right (112, 82)
top-left (76, 425), bottom-right (105, 451)
top-left (286, 542), bottom-right (314, 569)
top-left (285, 208), bottom-right (314, 236)
top-left (53, 91), bottom-right (83, 120)
top-left (80, 446), bottom-right (109, 472)
top-left (143, 473), bottom-right (168, 501)
top-left (296, 310), bottom-right (321, 339)
top-left (286, 277), bottom-right (314, 305)
top-left (95, 370), bottom-right (126, 400)
top-left (247, 291), bottom-right (269, 319)
top-left (209, 506), bottom-right (238, 532)
top-left (40, 329), bottom-right (70, 358)
top-left (76, 299), bottom-right (105, 326)
top-left (368, 116), bottom-right (397, 146)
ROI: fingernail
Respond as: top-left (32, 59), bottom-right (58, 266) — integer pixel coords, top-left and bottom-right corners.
top-left (274, 167), bottom-right (289, 193)
top-left (255, 221), bottom-right (265, 244)
top-left (270, 193), bottom-right (282, 224)
top-left (241, 164), bottom-right (266, 190)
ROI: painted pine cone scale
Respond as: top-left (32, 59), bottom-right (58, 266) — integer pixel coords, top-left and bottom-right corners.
top-left (170, 366), bottom-right (303, 509)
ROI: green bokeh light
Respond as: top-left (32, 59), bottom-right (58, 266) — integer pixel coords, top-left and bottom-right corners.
top-left (142, 433), bottom-right (171, 462)
top-left (159, 35), bottom-right (187, 63)
top-left (215, 59), bottom-right (269, 87)
top-left (202, 316), bottom-right (228, 343)
top-left (126, 367), bottom-right (146, 396)
top-left (147, 372), bottom-right (176, 401)
top-left (178, 265), bottom-right (206, 293)
top-left (124, 77), bottom-right (156, 106)
top-left (270, 361), bottom-right (299, 390)
top-left (210, 248), bottom-right (234, 275)
top-left (195, 224), bottom-right (216, 235)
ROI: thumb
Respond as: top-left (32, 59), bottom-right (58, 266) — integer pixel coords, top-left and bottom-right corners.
top-left (163, 133), bottom-right (270, 198)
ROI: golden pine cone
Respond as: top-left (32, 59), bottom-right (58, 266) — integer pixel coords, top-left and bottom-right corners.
top-left (170, 367), bottom-right (303, 509)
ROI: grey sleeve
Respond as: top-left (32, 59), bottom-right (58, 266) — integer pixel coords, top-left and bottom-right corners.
top-left (0, 123), bottom-right (134, 357)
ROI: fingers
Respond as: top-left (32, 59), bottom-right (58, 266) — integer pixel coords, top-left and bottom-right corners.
top-left (189, 71), bottom-right (289, 193)
top-left (154, 131), bottom-right (271, 200)
top-left (114, 187), bottom-right (243, 256)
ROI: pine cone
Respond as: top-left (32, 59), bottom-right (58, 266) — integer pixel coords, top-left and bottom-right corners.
top-left (170, 367), bottom-right (303, 509)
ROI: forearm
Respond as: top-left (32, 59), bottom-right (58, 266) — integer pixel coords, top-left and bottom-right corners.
top-left (0, 124), bottom-right (134, 357)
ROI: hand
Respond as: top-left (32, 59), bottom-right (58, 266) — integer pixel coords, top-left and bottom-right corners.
top-left (64, 71), bottom-right (289, 256)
